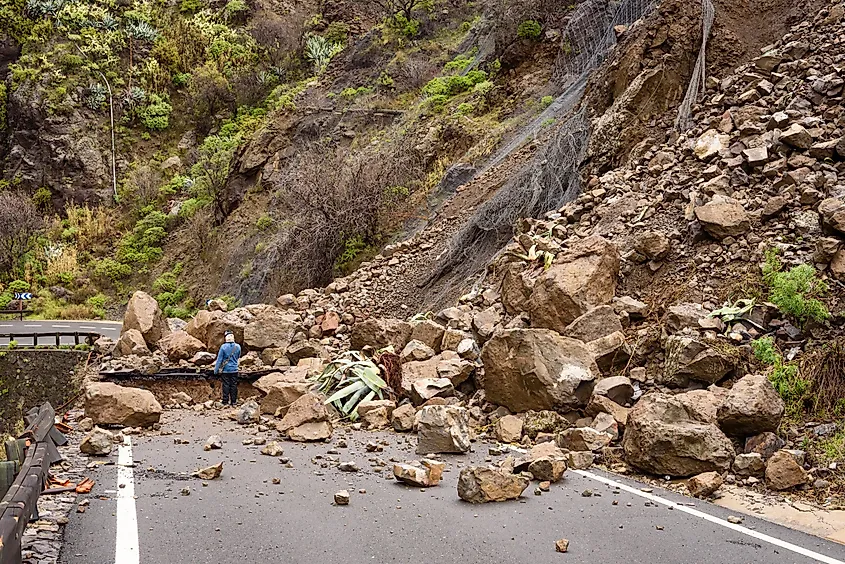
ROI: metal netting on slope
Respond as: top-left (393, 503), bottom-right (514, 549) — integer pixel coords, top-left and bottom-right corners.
top-left (675, 0), bottom-right (715, 131)
top-left (421, 0), bottom-right (659, 289)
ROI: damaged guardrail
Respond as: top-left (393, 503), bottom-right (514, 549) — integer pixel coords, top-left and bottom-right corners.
top-left (0, 403), bottom-right (66, 564)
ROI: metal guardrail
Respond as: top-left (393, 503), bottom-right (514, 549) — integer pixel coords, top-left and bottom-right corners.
top-left (0, 403), bottom-right (66, 564)
top-left (100, 367), bottom-right (276, 381)
top-left (0, 332), bottom-right (99, 348)
top-left (0, 310), bottom-right (33, 322)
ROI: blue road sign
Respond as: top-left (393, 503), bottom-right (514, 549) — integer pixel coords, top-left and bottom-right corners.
top-left (13, 292), bottom-right (33, 300)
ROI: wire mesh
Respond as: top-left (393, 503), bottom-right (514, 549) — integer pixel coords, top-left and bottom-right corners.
top-left (675, 0), bottom-right (715, 130)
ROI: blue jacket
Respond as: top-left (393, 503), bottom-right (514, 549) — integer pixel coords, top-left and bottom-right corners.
top-left (214, 342), bottom-right (241, 374)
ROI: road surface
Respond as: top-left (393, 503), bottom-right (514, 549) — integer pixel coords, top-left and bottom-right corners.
top-left (59, 410), bottom-right (845, 564)
top-left (0, 320), bottom-right (121, 346)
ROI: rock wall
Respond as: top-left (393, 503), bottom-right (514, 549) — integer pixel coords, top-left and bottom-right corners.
top-left (0, 350), bottom-right (87, 434)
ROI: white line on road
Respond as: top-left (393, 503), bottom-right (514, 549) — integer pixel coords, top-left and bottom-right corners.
top-left (116, 437), bottom-right (140, 564)
top-left (574, 469), bottom-right (844, 564)
top-left (0, 324), bottom-right (11, 328)
top-left (53, 324), bottom-right (71, 328)
top-left (24, 324), bottom-right (42, 327)
top-left (79, 326), bottom-right (97, 330)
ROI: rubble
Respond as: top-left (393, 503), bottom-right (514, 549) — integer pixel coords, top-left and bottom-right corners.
top-left (193, 462), bottom-right (223, 480)
top-left (79, 427), bottom-right (114, 456)
top-left (456, 466), bottom-right (530, 503)
top-left (393, 459), bottom-right (445, 487)
top-left (416, 405), bottom-right (470, 454)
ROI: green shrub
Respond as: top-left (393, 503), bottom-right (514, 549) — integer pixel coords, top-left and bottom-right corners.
top-left (752, 336), bottom-right (807, 417)
top-left (179, 0), bottom-right (204, 13)
top-left (444, 52), bottom-right (476, 73)
top-left (223, 0), bottom-right (248, 21)
top-left (140, 94), bottom-right (172, 131)
top-left (116, 210), bottom-right (168, 264)
top-left (172, 73), bottom-right (191, 88)
top-left (389, 14), bottom-right (420, 38)
top-left (762, 248), bottom-right (830, 325)
top-left (540, 95), bottom-right (554, 108)
top-left (422, 70), bottom-right (487, 98)
top-left (32, 186), bottom-right (52, 209)
top-left (517, 20), bottom-right (542, 40)
top-left (339, 85), bottom-right (373, 99)
top-left (304, 35), bottom-right (343, 73)
top-left (7, 280), bottom-right (29, 293)
top-left (324, 21), bottom-right (350, 45)
top-left (93, 258), bottom-right (132, 282)
top-left (256, 214), bottom-right (274, 230)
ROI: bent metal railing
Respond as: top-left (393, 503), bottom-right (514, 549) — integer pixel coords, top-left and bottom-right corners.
top-left (0, 403), bottom-right (66, 564)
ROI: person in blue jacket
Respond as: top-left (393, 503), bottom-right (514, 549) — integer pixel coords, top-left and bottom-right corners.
top-left (214, 330), bottom-right (241, 406)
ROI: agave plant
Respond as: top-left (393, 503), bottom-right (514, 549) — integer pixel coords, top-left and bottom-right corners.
top-left (126, 20), bottom-right (159, 42)
top-left (507, 243), bottom-right (554, 270)
top-left (121, 86), bottom-right (146, 109)
top-left (26, 0), bottom-right (67, 18)
top-left (304, 35), bottom-right (343, 74)
top-left (97, 14), bottom-right (119, 31)
top-left (85, 83), bottom-right (108, 110)
top-left (309, 351), bottom-right (388, 420)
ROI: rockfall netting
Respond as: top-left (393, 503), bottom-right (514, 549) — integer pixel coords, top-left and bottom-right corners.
top-left (423, 0), bottom-right (660, 287)
top-left (675, 0), bottom-right (715, 131)
top-left (424, 0), bottom-right (716, 291)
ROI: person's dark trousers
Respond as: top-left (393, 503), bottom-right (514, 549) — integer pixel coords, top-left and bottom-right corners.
top-left (221, 372), bottom-right (239, 405)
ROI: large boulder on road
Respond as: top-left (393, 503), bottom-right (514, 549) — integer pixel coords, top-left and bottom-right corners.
top-left (121, 291), bottom-right (170, 347)
top-left (114, 329), bottom-right (150, 358)
top-left (622, 393), bottom-right (734, 477)
top-left (84, 382), bottom-right (162, 428)
top-left (528, 236), bottom-right (619, 330)
top-left (480, 328), bottom-right (599, 412)
top-left (158, 330), bottom-right (205, 361)
top-left (350, 318), bottom-right (413, 351)
top-left (717, 374), bottom-right (784, 436)
top-left (243, 308), bottom-right (299, 350)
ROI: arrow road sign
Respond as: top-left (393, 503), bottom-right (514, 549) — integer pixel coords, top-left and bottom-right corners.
top-left (14, 292), bottom-right (33, 300)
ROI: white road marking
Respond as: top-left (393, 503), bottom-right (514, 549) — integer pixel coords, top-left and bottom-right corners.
top-left (115, 437), bottom-right (140, 564)
top-left (53, 324), bottom-right (71, 328)
top-left (0, 324), bottom-right (11, 328)
top-left (574, 469), bottom-right (844, 564)
top-left (79, 326), bottom-right (96, 330)
top-left (24, 324), bottom-right (42, 327)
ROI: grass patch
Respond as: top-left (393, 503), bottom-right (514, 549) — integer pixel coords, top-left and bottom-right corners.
top-left (762, 248), bottom-right (830, 325)
top-left (752, 336), bottom-right (807, 419)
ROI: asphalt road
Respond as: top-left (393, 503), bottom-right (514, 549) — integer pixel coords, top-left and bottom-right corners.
top-left (0, 320), bottom-right (121, 346)
top-left (58, 410), bottom-right (845, 564)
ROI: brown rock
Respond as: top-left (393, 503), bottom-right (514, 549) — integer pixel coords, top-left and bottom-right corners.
top-left (563, 305), bottom-right (622, 343)
top-left (744, 432), bottom-right (785, 460)
top-left (357, 400), bottom-right (396, 429)
top-left (831, 250), bottom-right (845, 280)
top-left (633, 231), bottom-right (670, 260)
top-left (350, 318), bottom-right (412, 351)
top-left (410, 378), bottom-right (455, 406)
top-left (285, 340), bottom-right (327, 364)
top-left (586, 395), bottom-right (630, 428)
top-left (391, 403), bottom-right (417, 432)
top-left (622, 393), bottom-right (735, 477)
top-left (555, 539), bottom-right (570, 553)
top-left (400, 340), bottom-right (436, 363)
top-left (528, 235), bottom-right (619, 329)
top-left (393, 459), bottom-right (445, 487)
top-left (733, 453), bottom-right (765, 477)
top-left (663, 336), bottom-right (736, 386)
top-left (528, 457), bottom-right (567, 482)
top-left (288, 421), bottom-right (333, 442)
top-left (765, 450), bottom-right (808, 490)
top-left (686, 471), bottom-right (723, 498)
top-left (193, 462), bottom-right (223, 480)
top-left (495, 415), bottom-right (523, 443)
top-left (762, 196), bottom-right (788, 219)
top-left (457, 466), bottom-right (530, 503)
top-left (522, 410), bottom-right (571, 438)
top-left (480, 328), bottom-right (600, 412)
top-left (694, 201), bottom-right (751, 239)
top-left (675, 389), bottom-right (725, 424)
top-left (84, 382), bottom-right (162, 428)
top-left (592, 376), bottom-right (633, 405)
top-left (321, 311), bottom-right (341, 334)
top-left (416, 405), bottom-right (470, 454)
top-left (277, 392), bottom-right (330, 434)
top-left (158, 330), bottom-right (205, 361)
top-left (818, 198), bottom-right (845, 235)
top-left (780, 123), bottom-right (813, 149)
top-left (410, 320), bottom-right (445, 352)
top-left (244, 309), bottom-right (298, 350)
top-left (114, 329), bottom-right (150, 357)
top-left (261, 381), bottom-right (310, 416)
top-left (122, 291), bottom-right (170, 347)
top-left (80, 427), bottom-right (114, 456)
top-left (717, 374), bottom-right (784, 436)
top-left (556, 427), bottom-right (612, 452)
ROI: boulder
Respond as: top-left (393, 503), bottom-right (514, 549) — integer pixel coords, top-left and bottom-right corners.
top-left (190, 351), bottom-right (216, 366)
top-left (522, 410), bottom-right (571, 438)
top-left (114, 329), bottom-right (150, 358)
top-left (237, 400), bottom-right (260, 424)
top-left (185, 310), bottom-right (221, 347)
top-left (261, 381), bottom-right (310, 416)
top-left (204, 435), bottom-right (223, 450)
top-left (694, 129), bottom-right (729, 161)
top-left (500, 263), bottom-right (533, 315)
top-left (393, 459), bottom-right (445, 487)
top-left (207, 298), bottom-right (228, 312)
top-left (780, 123), bottom-right (813, 149)
top-left (765, 449), bottom-right (808, 490)
top-left (79, 427), bottom-right (114, 456)
top-left (675, 389), bottom-right (726, 424)
top-left (288, 421), bottom-right (333, 442)
top-left (818, 197), bottom-right (845, 235)
top-left (622, 393), bottom-right (735, 477)
top-left (277, 392), bottom-right (330, 435)
top-left (568, 451), bottom-right (595, 470)
top-left (243, 309), bottom-right (298, 350)
top-left (694, 201), bottom-right (751, 239)
top-left (84, 382), bottom-right (162, 428)
top-left (415, 405), bottom-right (470, 454)
top-left (528, 457), bottom-right (567, 482)
top-left (663, 336), bottom-right (736, 386)
top-left (170, 391), bottom-right (193, 405)
top-left (285, 340), bottom-right (327, 364)
top-left (357, 400), bottom-right (395, 429)
top-left (556, 427), bottom-right (612, 452)
top-left (410, 377), bottom-right (455, 406)
top-left (400, 357), bottom-right (440, 396)
top-left (717, 374), bottom-right (784, 436)
top-left (320, 311), bottom-right (341, 334)
top-left (457, 466), bottom-right (530, 503)
top-left (633, 231), bottom-right (670, 260)
top-left (410, 320), bottom-right (445, 352)
top-left (744, 432), bottom-right (784, 460)
top-left (563, 305), bottom-right (622, 343)
top-left (586, 395), bottom-right (630, 429)
top-left (528, 236), bottom-right (619, 329)
top-left (193, 463), bottom-right (223, 480)
top-left (435, 357), bottom-right (475, 387)
top-left (350, 318), bottom-right (412, 351)
top-left (495, 415), bottom-right (524, 443)
top-left (400, 340), bottom-right (436, 363)
top-left (686, 471), bottom-right (723, 498)
top-left (732, 453), bottom-right (765, 477)
top-left (122, 291), bottom-right (170, 347)
top-left (591, 412), bottom-right (619, 440)
top-left (391, 403), bottom-right (417, 432)
top-left (480, 329), bottom-right (600, 412)
top-left (456, 338), bottom-right (481, 361)
top-left (472, 307), bottom-right (500, 340)
top-left (666, 303), bottom-right (709, 332)
top-left (93, 336), bottom-right (116, 355)
top-left (158, 330), bottom-right (205, 361)
top-left (592, 376), bottom-right (633, 406)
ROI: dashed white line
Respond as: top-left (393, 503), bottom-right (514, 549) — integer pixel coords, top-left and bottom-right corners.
top-left (574, 469), bottom-right (844, 564)
top-left (53, 324), bottom-right (71, 328)
top-left (24, 324), bottom-right (42, 327)
top-left (79, 326), bottom-right (96, 330)
top-left (115, 436), bottom-right (140, 564)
